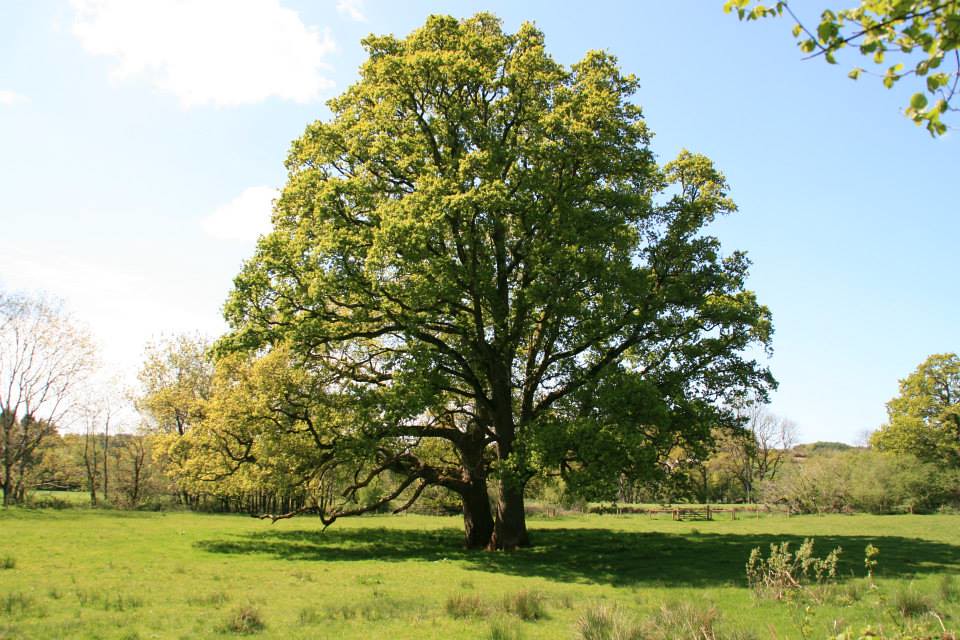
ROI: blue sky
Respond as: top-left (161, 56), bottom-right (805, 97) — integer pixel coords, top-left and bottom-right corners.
top-left (1, 0), bottom-right (956, 443)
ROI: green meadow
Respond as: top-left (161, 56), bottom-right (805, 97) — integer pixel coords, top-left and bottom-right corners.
top-left (1, 508), bottom-right (959, 639)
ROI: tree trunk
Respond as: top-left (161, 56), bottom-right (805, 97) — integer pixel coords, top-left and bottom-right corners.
top-left (460, 477), bottom-right (494, 549)
top-left (489, 482), bottom-right (529, 550)
top-left (2, 413), bottom-right (14, 507)
top-left (102, 426), bottom-right (109, 502)
top-left (1, 471), bottom-right (11, 507)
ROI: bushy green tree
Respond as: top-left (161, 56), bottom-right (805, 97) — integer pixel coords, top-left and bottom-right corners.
top-left (871, 353), bottom-right (960, 466)
top-left (218, 14), bottom-right (774, 549)
top-left (762, 448), bottom-right (958, 513)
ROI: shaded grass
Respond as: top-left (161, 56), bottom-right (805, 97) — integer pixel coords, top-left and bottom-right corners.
top-left (195, 522), bottom-right (960, 587)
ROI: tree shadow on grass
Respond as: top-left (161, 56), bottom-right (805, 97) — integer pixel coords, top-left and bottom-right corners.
top-left (195, 525), bottom-right (960, 587)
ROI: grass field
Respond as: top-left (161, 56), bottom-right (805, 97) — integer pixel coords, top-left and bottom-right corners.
top-left (1, 507), bottom-right (958, 639)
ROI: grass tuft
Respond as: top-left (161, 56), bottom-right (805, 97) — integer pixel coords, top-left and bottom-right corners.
top-left (575, 603), bottom-right (642, 640)
top-left (297, 607), bottom-right (320, 625)
top-left (2, 592), bottom-right (39, 617)
top-left (640, 601), bottom-right (758, 640)
top-left (892, 585), bottom-right (933, 618)
top-left (939, 574), bottom-right (958, 603)
top-left (221, 605), bottom-right (265, 634)
top-left (187, 591), bottom-right (230, 607)
top-left (322, 596), bottom-right (406, 621)
top-left (488, 616), bottom-right (526, 640)
top-left (446, 592), bottom-right (487, 618)
top-left (502, 590), bottom-right (546, 621)
top-left (103, 593), bottom-right (144, 611)
top-left (0, 556), bottom-right (15, 570)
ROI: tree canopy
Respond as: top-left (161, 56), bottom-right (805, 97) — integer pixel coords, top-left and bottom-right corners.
top-left (211, 13), bottom-right (774, 549)
top-left (725, 0), bottom-right (960, 135)
top-left (871, 353), bottom-right (960, 465)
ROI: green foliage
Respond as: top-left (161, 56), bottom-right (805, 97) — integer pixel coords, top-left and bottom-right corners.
top-left (724, 0), bottom-right (960, 135)
top-left (871, 353), bottom-right (960, 467)
top-left (213, 12), bottom-right (774, 544)
top-left (762, 448), bottom-right (959, 514)
top-left (864, 544), bottom-right (879, 580)
top-left (0, 556), bottom-right (14, 570)
top-left (137, 334), bottom-right (212, 436)
top-left (746, 538), bottom-right (842, 599)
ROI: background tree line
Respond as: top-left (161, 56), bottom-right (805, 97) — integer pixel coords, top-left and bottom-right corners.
top-left (3, 298), bottom-right (958, 517)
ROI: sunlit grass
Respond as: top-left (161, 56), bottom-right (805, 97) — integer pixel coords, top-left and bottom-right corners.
top-left (0, 508), bottom-right (958, 638)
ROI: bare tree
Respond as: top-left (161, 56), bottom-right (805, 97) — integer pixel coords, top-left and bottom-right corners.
top-left (722, 402), bottom-right (798, 503)
top-left (81, 399), bottom-right (118, 506)
top-left (0, 293), bottom-right (95, 506)
top-left (113, 433), bottom-right (150, 506)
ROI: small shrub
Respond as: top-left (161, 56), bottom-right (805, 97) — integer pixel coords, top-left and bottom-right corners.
top-left (864, 544), bottom-right (879, 580)
top-left (446, 593), bottom-right (487, 619)
top-left (892, 585), bottom-right (932, 618)
top-left (575, 603), bottom-right (642, 640)
top-left (746, 538), bottom-right (842, 599)
top-left (0, 556), bottom-right (15, 570)
top-left (26, 495), bottom-right (74, 510)
top-left (503, 590), bottom-right (546, 621)
top-left (221, 605), bottom-right (265, 634)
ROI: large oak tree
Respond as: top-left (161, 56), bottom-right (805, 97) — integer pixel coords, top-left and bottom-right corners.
top-left (218, 14), bottom-right (774, 549)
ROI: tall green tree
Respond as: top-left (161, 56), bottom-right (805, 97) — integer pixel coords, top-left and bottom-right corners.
top-left (725, 0), bottom-right (960, 135)
top-left (220, 14), bottom-right (774, 549)
top-left (871, 353), bottom-right (960, 465)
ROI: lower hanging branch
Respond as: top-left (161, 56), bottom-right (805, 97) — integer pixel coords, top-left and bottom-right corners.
top-left (318, 472), bottom-right (426, 528)
top-left (255, 502), bottom-right (319, 523)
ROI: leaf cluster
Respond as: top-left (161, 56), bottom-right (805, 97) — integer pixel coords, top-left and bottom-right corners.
top-left (725, 0), bottom-right (960, 135)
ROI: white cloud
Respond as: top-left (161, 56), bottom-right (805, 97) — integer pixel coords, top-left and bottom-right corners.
top-left (0, 90), bottom-right (28, 106)
top-left (336, 0), bottom-right (366, 22)
top-left (201, 186), bottom-right (277, 242)
top-left (70, 0), bottom-right (336, 107)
